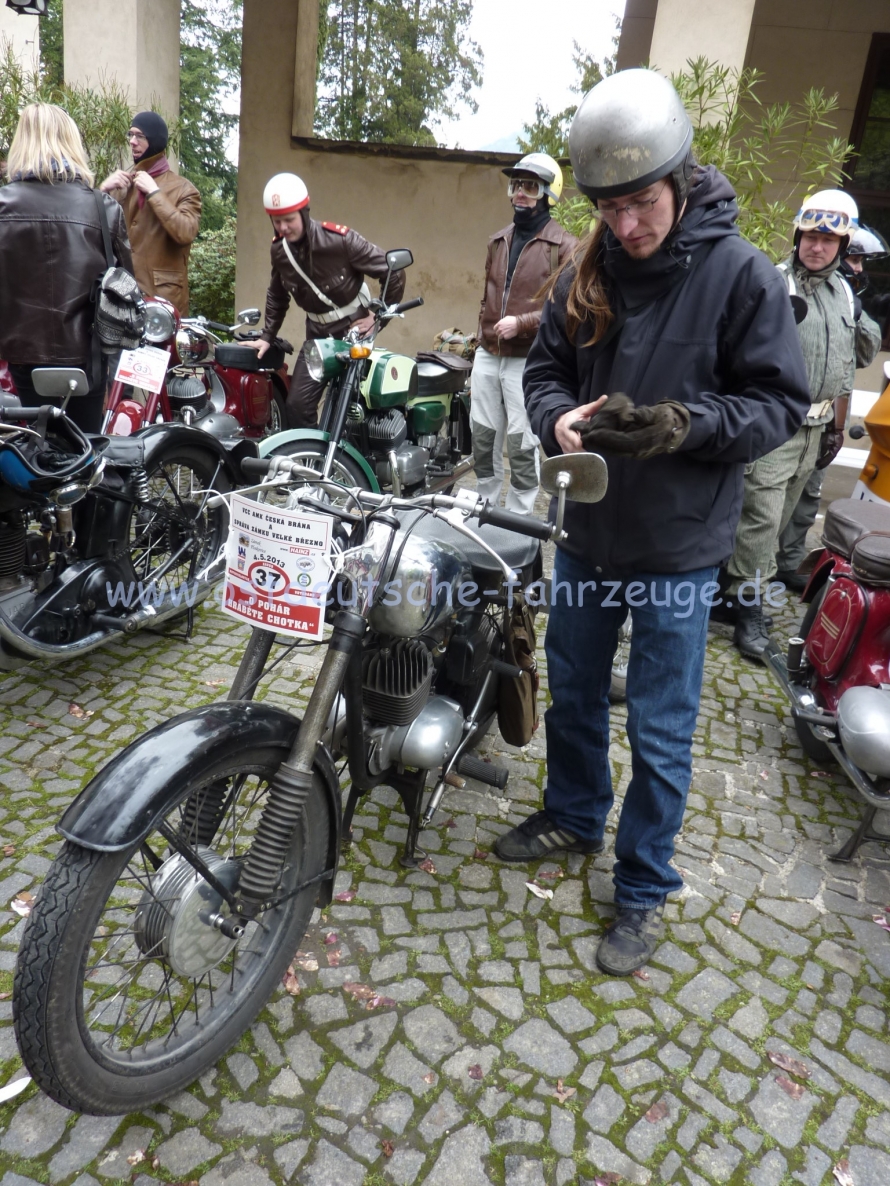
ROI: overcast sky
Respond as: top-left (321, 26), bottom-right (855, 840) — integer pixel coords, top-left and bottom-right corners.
top-left (436, 0), bottom-right (626, 151)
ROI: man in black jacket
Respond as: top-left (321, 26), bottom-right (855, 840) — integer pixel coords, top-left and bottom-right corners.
top-left (494, 70), bottom-right (810, 976)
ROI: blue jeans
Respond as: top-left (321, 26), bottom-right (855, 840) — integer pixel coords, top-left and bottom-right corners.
top-left (543, 549), bottom-right (716, 908)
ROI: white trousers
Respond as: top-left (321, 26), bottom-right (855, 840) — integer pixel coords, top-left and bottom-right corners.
top-left (470, 347), bottom-right (540, 515)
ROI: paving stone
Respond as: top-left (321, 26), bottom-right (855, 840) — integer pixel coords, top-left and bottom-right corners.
top-left (200, 1150), bottom-right (275, 1186)
top-left (728, 996), bottom-right (769, 1040)
top-left (846, 1147), bottom-right (890, 1186)
top-left (441, 1043), bottom-right (499, 1082)
top-left (47, 1116), bottom-right (122, 1182)
top-left (582, 1084), bottom-right (625, 1133)
top-left (582, 1136), bottom-right (649, 1186)
top-left (476, 986), bottom-right (524, 1019)
top-left (284, 1030), bottom-right (326, 1079)
top-left (549, 1106), bottom-right (575, 1156)
top-left (373, 1090), bottom-right (415, 1135)
top-left (503, 1018), bottom-right (577, 1077)
top-left (327, 1011), bottom-right (398, 1069)
top-left (316, 1063), bottom-right (377, 1117)
top-left (846, 1027), bottom-right (890, 1073)
top-left (215, 1101), bottom-right (304, 1139)
top-left (624, 1092), bottom-right (678, 1162)
top-left (300, 1139), bottom-right (365, 1186)
top-left (1, 1092), bottom-right (71, 1157)
top-left (811, 1037), bottom-right (890, 1107)
top-left (227, 1052), bottom-right (260, 1091)
top-left (382, 1041), bottom-right (438, 1096)
top-left (503, 1156), bottom-right (546, 1186)
top-left (417, 1089), bottom-right (465, 1142)
top-left (154, 1130), bottom-right (222, 1176)
top-left (424, 1125), bottom-right (492, 1186)
top-left (864, 1111), bottom-right (890, 1145)
top-left (273, 1139), bottom-right (310, 1180)
top-left (545, 996), bottom-right (598, 1034)
top-left (403, 1004), bottom-right (462, 1063)
top-left (749, 1149), bottom-right (788, 1186)
top-left (692, 1132), bottom-right (744, 1182)
top-left (268, 1068), bottom-right (303, 1099)
top-left (675, 967), bottom-right (738, 1020)
top-left (748, 1073), bottom-right (818, 1148)
top-left (95, 1127), bottom-right (156, 1179)
top-left (493, 1115), bottom-right (546, 1146)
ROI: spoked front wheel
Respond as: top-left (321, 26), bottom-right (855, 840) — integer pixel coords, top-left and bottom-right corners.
top-left (13, 743), bottom-right (329, 1114)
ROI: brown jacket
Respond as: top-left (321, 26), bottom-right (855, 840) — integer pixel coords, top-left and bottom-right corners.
top-left (0, 177), bottom-right (132, 366)
top-left (108, 154), bottom-right (201, 315)
top-left (262, 217), bottom-right (406, 341)
top-left (478, 217), bottom-right (578, 357)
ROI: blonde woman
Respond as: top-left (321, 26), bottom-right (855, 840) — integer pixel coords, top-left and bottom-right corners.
top-left (0, 103), bottom-right (132, 431)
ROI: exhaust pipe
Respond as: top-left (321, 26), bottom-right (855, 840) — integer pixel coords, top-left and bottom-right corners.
top-left (425, 454), bottom-right (475, 494)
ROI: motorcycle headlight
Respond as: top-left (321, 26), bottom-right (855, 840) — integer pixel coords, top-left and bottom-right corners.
top-left (305, 337), bottom-right (348, 382)
top-left (305, 341), bottom-right (325, 382)
top-left (175, 328), bottom-right (210, 365)
top-left (144, 301), bottom-right (177, 343)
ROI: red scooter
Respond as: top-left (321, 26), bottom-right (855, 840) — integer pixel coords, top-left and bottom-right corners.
top-left (766, 497), bottom-right (890, 860)
top-left (103, 298), bottom-right (293, 442)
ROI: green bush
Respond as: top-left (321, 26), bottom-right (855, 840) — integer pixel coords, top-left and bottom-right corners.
top-left (188, 215), bottom-right (237, 321)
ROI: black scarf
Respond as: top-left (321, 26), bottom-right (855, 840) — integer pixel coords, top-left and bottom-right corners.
top-left (507, 201), bottom-right (551, 286)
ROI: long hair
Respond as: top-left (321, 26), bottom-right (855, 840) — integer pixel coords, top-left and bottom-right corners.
top-left (545, 219), bottom-right (614, 347)
top-left (7, 103), bottom-right (95, 187)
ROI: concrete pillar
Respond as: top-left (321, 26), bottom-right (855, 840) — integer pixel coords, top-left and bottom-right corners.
top-left (0, 8), bottom-right (40, 70)
top-left (648, 0), bottom-right (756, 76)
top-left (63, 0), bottom-right (180, 121)
top-left (292, 0), bottom-right (318, 137)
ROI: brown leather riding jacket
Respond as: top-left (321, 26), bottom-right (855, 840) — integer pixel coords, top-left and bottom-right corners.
top-left (0, 176), bottom-right (132, 366)
top-left (478, 217), bottom-right (578, 357)
top-left (261, 217), bottom-right (406, 342)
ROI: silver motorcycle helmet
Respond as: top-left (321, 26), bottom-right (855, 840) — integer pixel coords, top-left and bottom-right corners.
top-left (569, 68), bottom-right (695, 208)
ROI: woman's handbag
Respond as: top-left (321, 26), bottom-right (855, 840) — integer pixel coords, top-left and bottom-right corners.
top-left (498, 591), bottom-right (540, 746)
top-left (92, 191), bottom-right (145, 352)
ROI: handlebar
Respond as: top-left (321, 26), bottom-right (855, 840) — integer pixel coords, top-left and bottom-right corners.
top-left (241, 456), bottom-right (272, 480)
top-left (392, 297), bottom-right (424, 315)
top-left (0, 406), bottom-right (52, 421)
top-left (477, 502), bottom-right (554, 541)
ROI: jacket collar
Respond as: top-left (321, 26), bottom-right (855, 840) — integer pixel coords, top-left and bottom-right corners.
top-left (492, 215), bottom-right (560, 245)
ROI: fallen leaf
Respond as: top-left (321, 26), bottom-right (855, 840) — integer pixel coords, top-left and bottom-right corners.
top-left (593, 1174), bottom-right (623, 1186)
top-left (467, 1064), bottom-right (483, 1081)
top-left (0, 992), bottom-right (11, 1000)
top-left (293, 951), bottom-right (318, 972)
top-left (525, 881), bottom-right (553, 900)
top-left (2, 845), bottom-right (15, 858)
top-left (151, 1156), bottom-right (160, 1170)
top-left (632, 968), bottom-right (650, 981)
top-left (645, 1099), bottom-right (669, 1122)
top-left (323, 931), bottom-right (339, 945)
top-left (366, 995), bottom-right (397, 1010)
top-left (381, 1139), bottom-right (395, 1157)
top-left (68, 702), bottom-right (94, 720)
top-left (333, 889), bottom-right (356, 902)
top-left (25, 720), bottom-right (45, 729)
top-left (10, 892), bottom-right (33, 918)
top-left (204, 679), bottom-right (225, 687)
top-left (472, 848), bottom-right (489, 861)
top-left (282, 967), bottom-right (301, 996)
top-left (767, 1051), bottom-right (810, 1079)
top-left (419, 857), bottom-right (437, 875)
top-left (422, 1072), bottom-right (436, 1085)
top-left (873, 913), bottom-right (890, 933)
top-left (811, 770), bottom-right (830, 778)
top-left (832, 1158), bottom-right (855, 1186)
top-left (444, 818), bottom-right (457, 829)
top-left (553, 1078), bottom-right (576, 1103)
top-left (775, 1074), bottom-right (805, 1099)
top-left (537, 868), bottom-right (565, 880)
top-left (126, 1149), bottom-right (146, 1166)
top-left (730, 911), bottom-right (742, 926)
top-left (758, 770), bottom-right (769, 781)
top-left (326, 950), bottom-right (341, 967)
top-left (343, 981), bottom-right (376, 1001)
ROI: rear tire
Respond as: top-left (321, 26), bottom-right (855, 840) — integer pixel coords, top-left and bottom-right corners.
top-left (13, 741), bottom-right (329, 1114)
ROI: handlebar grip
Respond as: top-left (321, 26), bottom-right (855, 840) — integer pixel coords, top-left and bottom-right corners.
top-left (205, 320), bottom-right (231, 333)
top-left (477, 502), bottom-right (553, 541)
top-left (0, 406), bottom-right (45, 421)
top-left (849, 424), bottom-right (866, 440)
top-left (393, 297), bottom-right (424, 314)
top-left (241, 457), bottom-right (272, 479)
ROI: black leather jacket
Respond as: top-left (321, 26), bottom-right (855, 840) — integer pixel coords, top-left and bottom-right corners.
top-left (0, 176), bottom-right (132, 365)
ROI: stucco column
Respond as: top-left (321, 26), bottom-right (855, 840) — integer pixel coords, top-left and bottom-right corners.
top-left (649, 0), bottom-right (756, 76)
top-left (292, 0), bottom-right (319, 137)
top-left (0, 8), bottom-right (40, 69)
top-left (63, 0), bottom-right (180, 121)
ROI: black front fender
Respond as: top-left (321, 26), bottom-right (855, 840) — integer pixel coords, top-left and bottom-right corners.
top-left (58, 702), bottom-right (342, 902)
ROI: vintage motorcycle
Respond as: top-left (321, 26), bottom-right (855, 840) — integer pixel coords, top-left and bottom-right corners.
top-left (13, 449), bottom-right (606, 1113)
top-left (262, 248), bottom-right (474, 496)
top-left (103, 300), bottom-right (293, 441)
top-left (0, 367), bottom-right (246, 668)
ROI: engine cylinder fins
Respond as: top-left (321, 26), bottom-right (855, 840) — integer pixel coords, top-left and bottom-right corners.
top-left (167, 374), bottom-right (210, 411)
top-left (362, 639), bottom-right (433, 725)
top-left (367, 408), bottom-right (408, 450)
top-left (0, 521), bottom-right (26, 581)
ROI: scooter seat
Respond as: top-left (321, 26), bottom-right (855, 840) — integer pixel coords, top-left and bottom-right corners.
top-left (852, 532), bottom-right (890, 586)
top-left (415, 359), bottom-right (470, 398)
top-left (823, 498), bottom-right (890, 558)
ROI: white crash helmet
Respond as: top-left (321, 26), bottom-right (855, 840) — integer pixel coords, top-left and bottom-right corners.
top-left (502, 152), bottom-right (564, 206)
top-left (793, 190), bottom-right (859, 247)
top-left (263, 173), bottom-right (310, 217)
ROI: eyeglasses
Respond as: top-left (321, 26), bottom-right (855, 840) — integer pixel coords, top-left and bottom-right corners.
top-left (597, 182), bottom-right (668, 222)
top-left (796, 208), bottom-right (856, 235)
top-left (507, 178), bottom-right (544, 199)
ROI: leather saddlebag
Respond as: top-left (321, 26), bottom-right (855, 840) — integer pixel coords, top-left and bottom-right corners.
top-left (498, 592), bottom-right (540, 746)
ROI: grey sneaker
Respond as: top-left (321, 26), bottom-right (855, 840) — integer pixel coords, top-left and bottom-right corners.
top-left (595, 903), bottom-right (664, 975)
top-left (493, 810), bottom-right (604, 863)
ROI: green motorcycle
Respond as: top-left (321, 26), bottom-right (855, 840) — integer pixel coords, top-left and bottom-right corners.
top-left (259, 249), bottom-right (474, 495)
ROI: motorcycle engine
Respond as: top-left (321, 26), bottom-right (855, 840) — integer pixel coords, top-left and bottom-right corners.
top-left (167, 374), bottom-right (210, 422)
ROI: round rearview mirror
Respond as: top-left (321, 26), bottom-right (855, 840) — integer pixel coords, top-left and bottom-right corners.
top-left (540, 453), bottom-right (608, 503)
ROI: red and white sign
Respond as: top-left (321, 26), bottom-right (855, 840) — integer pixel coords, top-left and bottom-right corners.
top-left (221, 493), bottom-right (331, 639)
top-left (114, 345), bottom-right (170, 394)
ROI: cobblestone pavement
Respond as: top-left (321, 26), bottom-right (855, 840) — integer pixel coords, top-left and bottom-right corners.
top-left (0, 520), bottom-right (889, 1186)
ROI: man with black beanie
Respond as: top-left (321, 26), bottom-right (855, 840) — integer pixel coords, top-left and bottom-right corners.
top-left (100, 111), bottom-right (201, 315)
top-left (471, 153), bottom-right (577, 514)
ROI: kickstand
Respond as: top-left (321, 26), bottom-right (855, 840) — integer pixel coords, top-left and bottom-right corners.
top-left (389, 769), bottom-right (428, 867)
top-left (830, 805), bottom-right (890, 862)
top-left (341, 783), bottom-right (362, 847)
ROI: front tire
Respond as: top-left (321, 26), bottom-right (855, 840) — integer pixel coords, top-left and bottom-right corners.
top-left (13, 742), bottom-right (329, 1114)
top-left (263, 438), bottom-right (373, 507)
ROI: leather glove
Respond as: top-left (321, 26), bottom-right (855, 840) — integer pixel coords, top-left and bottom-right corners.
top-left (573, 392), bottom-right (692, 460)
top-left (815, 427), bottom-right (844, 470)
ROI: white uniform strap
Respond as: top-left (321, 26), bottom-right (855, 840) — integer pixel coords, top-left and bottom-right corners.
top-left (280, 237), bottom-right (371, 325)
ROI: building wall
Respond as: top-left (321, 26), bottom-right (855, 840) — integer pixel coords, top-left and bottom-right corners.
top-left (0, 7), bottom-right (39, 69)
top-left (236, 0), bottom-right (525, 357)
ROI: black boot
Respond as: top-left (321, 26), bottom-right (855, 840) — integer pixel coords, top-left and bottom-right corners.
top-left (775, 568), bottom-right (807, 593)
top-left (734, 603), bottom-right (771, 660)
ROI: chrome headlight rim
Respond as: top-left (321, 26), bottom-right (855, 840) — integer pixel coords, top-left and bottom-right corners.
top-left (305, 340), bottom-right (325, 382)
top-left (143, 301), bottom-right (177, 344)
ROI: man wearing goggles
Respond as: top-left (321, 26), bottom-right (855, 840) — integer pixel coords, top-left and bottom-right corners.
top-left (471, 152), bottom-right (578, 513)
top-left (723, 189), bottom-right (882, 657)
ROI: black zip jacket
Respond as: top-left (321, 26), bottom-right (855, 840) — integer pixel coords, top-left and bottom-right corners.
top-left (523, 166), bottom-right (810, 575)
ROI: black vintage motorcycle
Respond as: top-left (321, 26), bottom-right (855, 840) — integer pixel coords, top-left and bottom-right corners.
top-left (13, 449), bottom-right (606, 1113)
top-left (0, 367), bottom-right (248, 667)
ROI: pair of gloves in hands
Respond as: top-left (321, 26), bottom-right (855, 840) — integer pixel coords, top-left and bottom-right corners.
top-left (572, 393), bottom-right (691, 460)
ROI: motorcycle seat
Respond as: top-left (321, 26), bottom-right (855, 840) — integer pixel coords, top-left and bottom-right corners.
top-left (397, 508), bottom-right (541, 581)
top-left (415, 358), bottom-right (470, 398)
top-left (852, 532), bottom-right (890, 586)
top-left (823, 498), bottom-right (890, 558)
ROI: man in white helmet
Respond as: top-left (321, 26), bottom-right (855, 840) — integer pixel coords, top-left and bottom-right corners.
top-left (500, 69), bottom-right (809, 976)
top-left (725, 191), bottom-right (882, 658)
top-left (251, 173), bottom-right (406, 428)
top-left (471, 153), bottom-right (578, 513)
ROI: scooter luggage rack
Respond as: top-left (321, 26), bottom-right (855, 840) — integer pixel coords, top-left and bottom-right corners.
top-left (764, 640), bottom-right (890, 861)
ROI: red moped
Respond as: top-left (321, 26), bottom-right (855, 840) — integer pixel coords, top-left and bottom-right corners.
top-left (103, 298), bottom-right (293, 442)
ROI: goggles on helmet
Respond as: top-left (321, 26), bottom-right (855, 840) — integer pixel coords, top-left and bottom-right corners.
top-left (795, 207), bottom-right (857, 235)
top-left (507, 178), bottom-right (545, 199)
